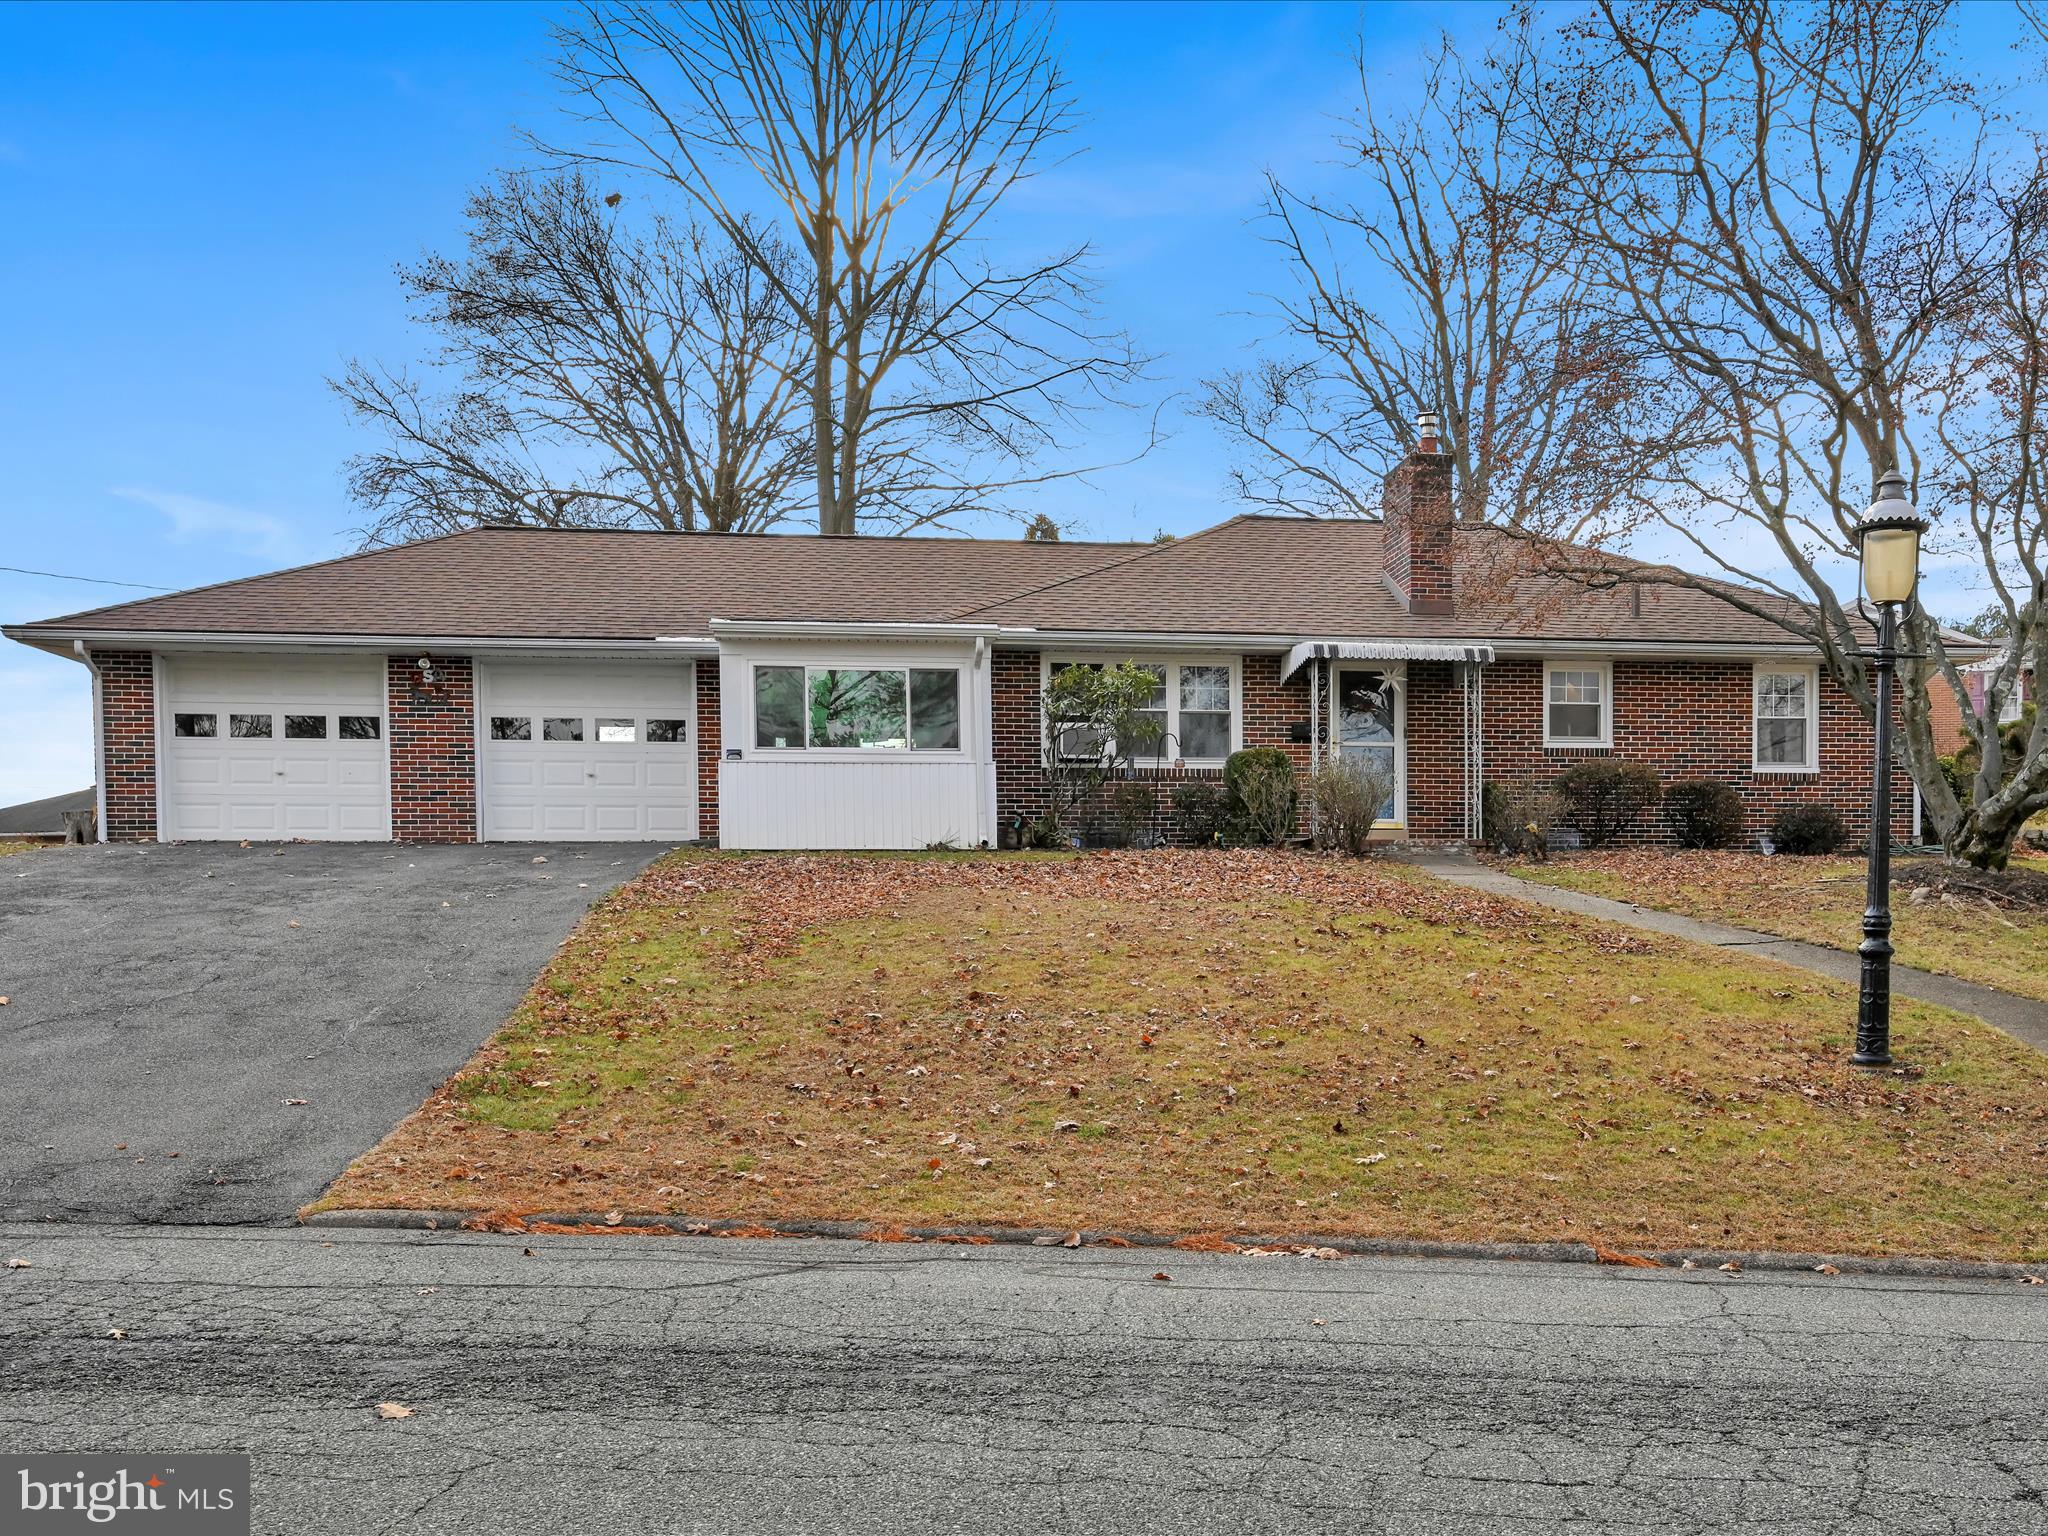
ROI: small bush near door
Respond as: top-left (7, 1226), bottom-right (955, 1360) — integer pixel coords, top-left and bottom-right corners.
top-left (1770, 802), bottom-right (1848, 856)
top-left (1483, 779), bottom-right (1563, 860)
top-left (1308, 759), bottom-right (1393, 856)
top-left (1224, 748), bottom-right (1299, 846)
top-left (1554, 760), bottom-right (1663, 848)
top-left (1663, 778), bottom-right (1745, 849)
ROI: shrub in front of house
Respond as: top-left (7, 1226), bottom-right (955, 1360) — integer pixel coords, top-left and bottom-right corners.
top-left (1224, 747), bottom-right (1298, 845)
top-left (1483, 779), bottom-right (1563, 859)
top-left (1100, 780), bottom-right (1158, 849)
top-left (1770, 802), bottom-right (1847, 856)
top-left (1662, 777), bottom-right (1745, 849)
top-left (1553, 760), bottom-right (1663, 848)
top-left (1171, 780), bottom-right (1230, 846)
top-left (1307, 759), bottom-right (1393, 857)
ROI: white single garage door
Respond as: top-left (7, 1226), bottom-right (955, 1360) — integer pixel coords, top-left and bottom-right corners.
top-left (479, 659), bottom-right (696, 842)
top-left (160, 653), bottom-right (390, 841)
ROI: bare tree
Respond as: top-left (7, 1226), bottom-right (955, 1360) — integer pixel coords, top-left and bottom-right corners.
top-left (336, 171), bottom-right (810, 543)
top-left (1533, 0), bottom-right (2046, 866)
top-left (1921, 159), bottom-right (2048, 859)
top-left (1195, 17), bottom-right (1672, 551)
top-left (544, 0), bottom-right (1149, 537)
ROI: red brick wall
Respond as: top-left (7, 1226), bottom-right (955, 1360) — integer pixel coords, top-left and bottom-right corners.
top-left (388, 654), bottom-right (476, 843)
top-left (992, 648), bottom-right (1313, 844)
top-left (695, 661), bottom-right (719, 841)
top-left (989, 647), bottom-right (1901, 848)
top-left (989, 649), bottom-right (1206, 842)
top-left (1406, 657), bottom-right (1904, 845)
top-left (95, 649), bottom-right (156, 842)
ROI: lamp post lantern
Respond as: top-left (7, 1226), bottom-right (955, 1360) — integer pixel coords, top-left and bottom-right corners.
top-left (1850, 467), bottom-right (1927, 1068)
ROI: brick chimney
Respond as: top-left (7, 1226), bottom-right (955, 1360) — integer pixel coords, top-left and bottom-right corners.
top-left (1381, 410), bottom-right (1455, 615)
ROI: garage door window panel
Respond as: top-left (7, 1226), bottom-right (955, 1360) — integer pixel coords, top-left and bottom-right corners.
top-left (491, 717), bottom-right (531, 741)
top-left (285, 714), bottom-right (328, 739)
top-left (174, 713), bottom-right (217, 738)
top-left (543, 717), bottom-right (584, 742)
top-left (646, 718), bottom-right (688, 743)
top-left (339, 716), bottom-right (381, 740)
top-left (596, 718), bottom-right (637, 743)
top-left (230, 714), bottom-right (273, 739)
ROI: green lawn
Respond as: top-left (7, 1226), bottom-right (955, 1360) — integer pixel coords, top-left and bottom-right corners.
top-left (313, 849), bottom-right (2048, 1263)
top-left (1498, 849), bottom-right (2048, 1004)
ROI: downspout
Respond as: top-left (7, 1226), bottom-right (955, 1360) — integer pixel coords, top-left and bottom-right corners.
top-left (1309, 655), bottom-right (1323, 843)
top-left (73, 640), bottom-right (107, 842)
top-left (975, 636), bottom-right (995, 848)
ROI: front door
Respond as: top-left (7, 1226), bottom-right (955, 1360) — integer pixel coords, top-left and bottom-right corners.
top-left (1333, 667), bottom-right (1399, 824)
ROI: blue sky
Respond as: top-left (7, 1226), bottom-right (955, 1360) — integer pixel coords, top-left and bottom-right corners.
top-left (0, 0), bottom-right (2010, 803)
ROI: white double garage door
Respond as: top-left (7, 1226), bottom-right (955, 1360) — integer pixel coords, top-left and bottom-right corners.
top-left (158, 653), bottom-right (695, 843)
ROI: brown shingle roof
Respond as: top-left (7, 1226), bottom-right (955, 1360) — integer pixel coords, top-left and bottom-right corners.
top-left (953, 516), bottom-right (1831, 646)
top-left (7, 514), bottom-right (1884, 652)
top-left (9, 527), bottom-right (1143, 641)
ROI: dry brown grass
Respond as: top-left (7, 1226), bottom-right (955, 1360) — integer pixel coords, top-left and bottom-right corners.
top-left (311, 850), bottom-right (2048, 1262)
top-left (1499, 849), bottom-right (2048, 1004)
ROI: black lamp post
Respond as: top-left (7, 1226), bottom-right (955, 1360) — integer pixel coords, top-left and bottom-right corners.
top-left (1850, 468), bottom-right (1928, 1068)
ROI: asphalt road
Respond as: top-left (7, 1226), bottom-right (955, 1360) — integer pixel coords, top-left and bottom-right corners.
top-left (2, 1224), bottom-right (2044, 1535)
top-left (0, 842), bottom-right (661, 1224)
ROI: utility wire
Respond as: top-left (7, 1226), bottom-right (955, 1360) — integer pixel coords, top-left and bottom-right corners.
top-left (0, 564), bottom-right (175, 591)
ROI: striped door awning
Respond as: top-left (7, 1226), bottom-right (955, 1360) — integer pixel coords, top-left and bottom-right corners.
top-left (1280, 640), bottom-right (1496, 681)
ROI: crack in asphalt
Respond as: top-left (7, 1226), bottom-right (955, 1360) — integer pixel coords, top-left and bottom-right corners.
top-left (2, 1225), bottom-right (2043, 1536)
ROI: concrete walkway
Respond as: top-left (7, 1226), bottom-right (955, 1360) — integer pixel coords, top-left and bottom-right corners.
top-left (1400, 848), bottom-right (2048, 1057)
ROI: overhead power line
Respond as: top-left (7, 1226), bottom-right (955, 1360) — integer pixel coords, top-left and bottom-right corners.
top-left (0, 565), bottom-right (175, 591)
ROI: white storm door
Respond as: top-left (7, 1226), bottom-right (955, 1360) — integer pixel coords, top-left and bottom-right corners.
top-left (479, 659), bottom-right (696, 842)
top-left (159, 653), bottom-right (390, 841)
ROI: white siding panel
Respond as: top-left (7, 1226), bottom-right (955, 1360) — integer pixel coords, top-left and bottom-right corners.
top-left (719, 759), bottom-right (985, 849)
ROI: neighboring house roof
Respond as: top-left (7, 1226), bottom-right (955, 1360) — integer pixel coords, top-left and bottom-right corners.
top-left (0, 787), bottom-right (94, 837)
top-left (1, 513), bottom-right (1982, 655)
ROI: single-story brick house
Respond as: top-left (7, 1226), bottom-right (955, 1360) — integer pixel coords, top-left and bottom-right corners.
top-left (6, 434), bottom-right (1941, 849)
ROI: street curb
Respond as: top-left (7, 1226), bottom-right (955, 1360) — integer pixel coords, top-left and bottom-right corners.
top-left (297, 1208), bottom-right (2045, 1283)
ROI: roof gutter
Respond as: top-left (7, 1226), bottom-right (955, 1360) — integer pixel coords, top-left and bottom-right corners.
top-left (2, 627), bottom-right (717, 658)
top-left (704, 618), bottom-right (1023, 642)
top-left (1011, 628), bottom-right (1852, 661)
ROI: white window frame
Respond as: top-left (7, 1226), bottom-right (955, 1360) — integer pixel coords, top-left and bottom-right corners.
top-left (1542, 660), bottom-right (1613, 750)
top-left (1039, 655), bottom-right (1243, 767)
top-left (748, 662), bottom-right (966, 755)
top-left (1752, 662), bottom-right (1820, 773)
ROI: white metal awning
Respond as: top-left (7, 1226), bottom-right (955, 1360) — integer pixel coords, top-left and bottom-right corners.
top-left (1280, 640), bottom-right (1496, 681)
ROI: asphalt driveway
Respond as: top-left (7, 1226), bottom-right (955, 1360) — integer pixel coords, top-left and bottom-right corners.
top-left (0, 841), bottom-right (664, 1224)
